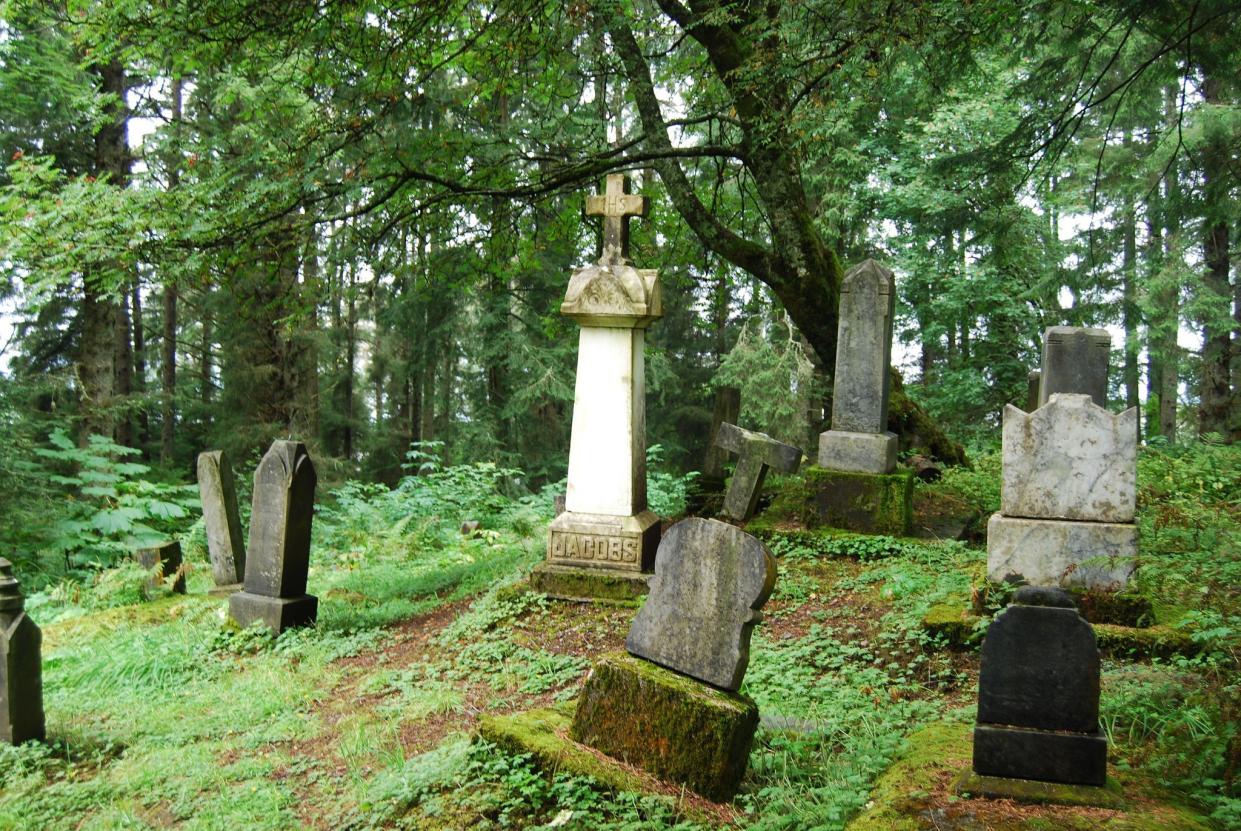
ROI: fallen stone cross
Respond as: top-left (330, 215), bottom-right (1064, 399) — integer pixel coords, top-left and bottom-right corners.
top-left (714, 422), bottom-right (801, 522)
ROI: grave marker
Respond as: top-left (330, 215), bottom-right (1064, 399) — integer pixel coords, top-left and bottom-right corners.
top-left (1039, 326), bottom-right (1110, 408)
top-left (197, 450), bottom-right (246, 591)
top-left (0, 558), bottom-right (44, 745)
top-left (713, 422), bottom-right (801, 522)
top-left (136, 540), bottom-right (186, 595)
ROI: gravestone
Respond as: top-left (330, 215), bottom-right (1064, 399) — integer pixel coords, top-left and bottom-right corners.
top-left (136, 540), bottom-right (186, 595)
top-left (701, 386), bottom-right (742, 483)
top-left (1039, 326), bottom-right (1110, 408)
top-left (1026, 369), bottom-right (1041, 412)
top-left (988, 394), bottom-right (1137, 590)
top-left (228, 440), bottom-right (318, 633)
top-left (571, 517), bottom-right (775, 800)
top-left (0, 558), bottom-right (44, 745)
top-left (534, 174), bottom-right (662, 601)
top-left (972, 586), bottom-right (1107, 786)
top-left (714, 423), bottom-right (802, 522)
top-left (197, 450), bottom-right (246, 592)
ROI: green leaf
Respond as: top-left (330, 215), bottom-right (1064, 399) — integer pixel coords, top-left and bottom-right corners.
top-left (90, 506), bottom-right (145, 534)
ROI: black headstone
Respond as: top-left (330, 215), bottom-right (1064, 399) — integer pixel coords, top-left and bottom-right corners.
top-left (0, 558), bottom-right (44, 745)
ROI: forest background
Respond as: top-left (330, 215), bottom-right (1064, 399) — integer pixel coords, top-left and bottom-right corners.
top-left (0, 0), bottom-right (1238, 589)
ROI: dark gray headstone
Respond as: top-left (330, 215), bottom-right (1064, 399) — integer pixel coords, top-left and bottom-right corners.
top-left (973, 586), bottom-right (1106, 785)
top-left (136, 541), bottom-right (186, 595)
top-left (1039, 327), bottom-right (1110, 408)
top-left (702, 387), bottom-right (742, 481)
top-left (627, 518), bottom-right (776, 691)
top-left (228, 441), bottom-right (318, 633)
top-left (0, 558), bottom-right (44, 745)
top-left (831, 260), bottom-right (895, 434)
top-left (714, 423), bottom-right (802, 522)
top-left (197, 450), bottom-right (246, 587)
top-left (1026, 369), bottom-right (1041, 412)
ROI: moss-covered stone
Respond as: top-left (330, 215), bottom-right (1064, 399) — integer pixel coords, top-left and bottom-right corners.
top-left (923, 603), bottom-right (984, 648)
top-left (569, 651), bottom-right (759, 802)
top-left (1093, 623), bottom-right (1201, 660)
top-left (757, 467), bottom-right (913, 536)
top-left (528, 563), bottom-right (649, 604)
top-left (956, 771), bottom-right (1126, 808)
top-left (1066, 589), bottom-right (1153, 627)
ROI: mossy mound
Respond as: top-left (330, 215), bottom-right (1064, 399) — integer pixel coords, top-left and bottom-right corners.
top-left (922, 603), bottom-right (984, 648)
top-left (754, 467), bottom-right (913, 536)
top-left (527, 563), bottom-right (650, 604)
top-left (570, 652), bottom-right (759, 802)
top-left (845, 721), bottom-right (1215, 831)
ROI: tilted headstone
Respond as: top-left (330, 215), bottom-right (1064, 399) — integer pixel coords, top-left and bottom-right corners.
top-left (197, 450), bottom-right (246, 588)
top-left (228, 440), bottom-right (318, 633)
top-left (136, 540), bottom-right (186, 595)
top-left (714, 423), bottom-right (802, 522)
top-left (0, 558), bottom-right (44, 745)
top-left (702, 387), bottom-right (742, 481)
top-left (1039, 326), bottom-right (1110, 408)
top-left (973, 586), bottom-right (1107, 786)
top-left (1026, 369), bottom-right (1041, 412)
top-left (627, 517), bottom-right (777, 691)
top-left (818, 260), bottom-right (898, 473)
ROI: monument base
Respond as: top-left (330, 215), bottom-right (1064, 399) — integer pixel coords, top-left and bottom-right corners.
top-left (973, 723), bottom-right (1107, 786)
top-left (569, 652), bottom-right (759, 802)
top-left (208, 582), bottom-right (243, 598)
top-left (804, 466), bottom-right (913, 536)
top-left (955, 770), bottom-right (1124, 808)
top-left (547, 509), bottom-right (660, 572)
top-left (528, 563), bottom-right (650, 603)
top-left (817, 429), bottom-right (897, 474)
top-left (228, 592), bottom-right (318, 634)
top-left (987, 513), bottom-right (1136, 590)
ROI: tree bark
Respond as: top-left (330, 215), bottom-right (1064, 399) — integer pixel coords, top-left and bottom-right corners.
top-left (161, 75), bottom-right (183, 464)
top-left (1198, 75), bottom-right (1233, 438)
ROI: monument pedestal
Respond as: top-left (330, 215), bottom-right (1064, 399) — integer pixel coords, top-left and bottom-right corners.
top-left (806, 466), bottom-right (913, 536)
top-left (973, 724), bottom-right (1107, 786)
top-left (570, 652), bottom-right (759, 802)
top-left (228, 592), bottom-right (318, 633)
top-left (817, 429), bottom-right (897, 474)
top-left (987, 513), bottom-right (1136, 590)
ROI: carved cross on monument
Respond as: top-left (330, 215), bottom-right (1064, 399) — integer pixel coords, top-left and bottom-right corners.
top-left (585, 173), bottom-right (649, 265)
top-left (715, 422), bottom-right (802, 522)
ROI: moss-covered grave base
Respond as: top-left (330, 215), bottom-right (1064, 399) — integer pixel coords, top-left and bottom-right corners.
top-left (955, 770), bottom-right (1126, 808)
top-left (756, 466), bottom-right (913, 536)
top-left (569, 652), bottom-right (759, 802)
top-left (528, 563), bottom-right (650, 604)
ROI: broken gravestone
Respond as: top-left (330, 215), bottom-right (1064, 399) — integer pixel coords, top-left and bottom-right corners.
top-left (228, 440), bottom-right (318, 633)
top-left (714, 422), bottom-right (801, 522)
top-left (971, 586), bottom-right (1107, 787)
top-left (1, 558), bottom-right (44, 745)
top-left (571, 517), bottom-right (776, 800)
top-left (135, 540), bottom-right (186, 595)
top-left (197, 450), bottom-right (246, 592)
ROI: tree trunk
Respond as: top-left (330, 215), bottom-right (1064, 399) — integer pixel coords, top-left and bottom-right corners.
top-left (161, 75), bottom-right (183, 464)
top-left (114, 278), bottom-right (134, 448)
top-left (1199, 76), bottom-right (1232, 438)
top-left (132, 277), bottom-right (150, 454)
top-left (1121, 143), bottom-right (1140, 434)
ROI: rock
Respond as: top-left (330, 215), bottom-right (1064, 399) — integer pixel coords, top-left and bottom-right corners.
top-left (0, 558), bottom-right (44, 745)
top-left (135, 540), bottom-right (186, 594)
top-left (1001, 395), bottom-right (1137, 523)
top-left (626, 517), bottom-right (776, 691)
top-left (460, 520), bottom-right (481, 536)
top-left (570, 652), bottom-right (760, 802)
top-left (987, 513), bottom-right (1136, 590)
top-left (228, 441), bottom-right (318, 633)
top-left (1039, 326), bottom-right (1110, 409)
top-left (907, 454), bottom-right (942, 482)
top-left (713, 422), bottom-right (802, 522)
top-left (196, 450), bottom-right (247, 587)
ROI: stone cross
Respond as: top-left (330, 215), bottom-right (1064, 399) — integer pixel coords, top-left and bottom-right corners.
top-left (0, 558), bottom-right (44, 745)
top-left (714, 422), bottom-right (802, 522)
top-left (585, 173), bottom-right (648, 266)
top-left (1039, 326), bottom-right (1110, 409)
top-left (197, 450), bottom-right (246, 590)
top-left (136, 541), bottom-right (186, 595)
top-left (973, 586), bottom-right (1106, 786)
top-left (627, 517), bottom-right (777, 691)
top-left (228, 440), bottom-right (319, 633)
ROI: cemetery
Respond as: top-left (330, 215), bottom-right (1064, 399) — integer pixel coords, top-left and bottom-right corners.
top-left (0, 2), bottom-right (1238, 830)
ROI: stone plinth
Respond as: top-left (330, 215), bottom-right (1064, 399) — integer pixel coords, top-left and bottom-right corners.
top-left (0, 558), bottom-right (44, 745)
top-left (810, 467), bottom-right (913, 536)
top-left (197, 450), bottom-right (247, 588)
top-left (136, 541), bottom-right (186, 595)
top-left (229, 441), bottom-right (318, 633)
top-left (546, 510), bottom-right (659, 573)
top-left (570, 652), bottom-right (759, 802)
top-left (1001, 396), bottom-right (1137, 523)
top-left (987, 514), bottom-right (1136, 590)
top-left (817, 429), bottom-right (898, 474)
top-left (528, 563), bottom-right (650, 603)
top-left (1039, 326), bottom-right (1110, 408)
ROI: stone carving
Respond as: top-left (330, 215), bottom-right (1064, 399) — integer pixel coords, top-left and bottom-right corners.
top-left (1039, 326), bottom-right (1110, 408)
top-left (136, 540), bottom-right (186, 594)
top-left (197, 450), bottom-right (246, 589)
top-left (228, 440), bottom-right (319, 633)
top-left (627, 518), bottom-right (776, 691)
top-left (0, 558), bottom-right (44, 745)
top-left (818, 259), bottom-right (898, 474)
top-left (973, 586), bottom-right (1107, 786)
top-left (585, 172), bottom-right (648, 266)
top-left (714, 423), bottom-right (802, 522)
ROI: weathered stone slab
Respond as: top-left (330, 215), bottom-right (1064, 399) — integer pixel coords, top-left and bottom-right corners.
top-left (229, 440), bottom-right (318, 633)
top-left (810, 468), bottom-right (914, 536)
top-left (570, 652), bottom-right (759, 802)
top-left (1039, 326), bottom-right (1110, 408)
top-left (1026, 369), bottom-right (1041, 412)
top-left (0, 558), bottom-right (44, 745)
top-left (547, 510), bottom-right (659, 573)
top-left (197, 450), bottom-right (247, 586)
top-left (831, 259), bottom-right (895, 434)
top-left (627, 518), bottom-right (775, 691)
top-left (987, 513), bottom-right (1136, 590)
top-left (528, 562), bottom-right (650, 603)
top-left (973, 586), bottom-right (1106, 786)
top-left (136, 541), bottom-right (186, 595)
top-left (1001, 396), bottom-right (1137, 523)
top-left (817, 429), bottom-right (898, 474)
top-left (714, 422), bottom-right (802, 522)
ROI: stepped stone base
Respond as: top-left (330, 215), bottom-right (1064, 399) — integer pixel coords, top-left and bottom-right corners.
top-left (973, 723), bottom-right (1107, 786)
top-left (817, 429), bottom-right (897, 474)
top-left (987, 513), bottom-right (1136, 590)
top-left (528, 563), bottom-right (650, 603)
top-left (956, 770), bottom-right (1124, 808)
top-left (228, 592), bottom-right (317, 634)
top-left (807, 467), bottom-right (913, 536)
top-left (547, 510), bottom-right (660, 572)
top-left (569, 652), bottom-right (759, 801)
top-left (208, 582), bottom-right (243, 597)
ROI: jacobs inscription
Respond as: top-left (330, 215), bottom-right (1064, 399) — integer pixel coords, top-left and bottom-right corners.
top-left (550, 531), bottom-right (639, 565)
